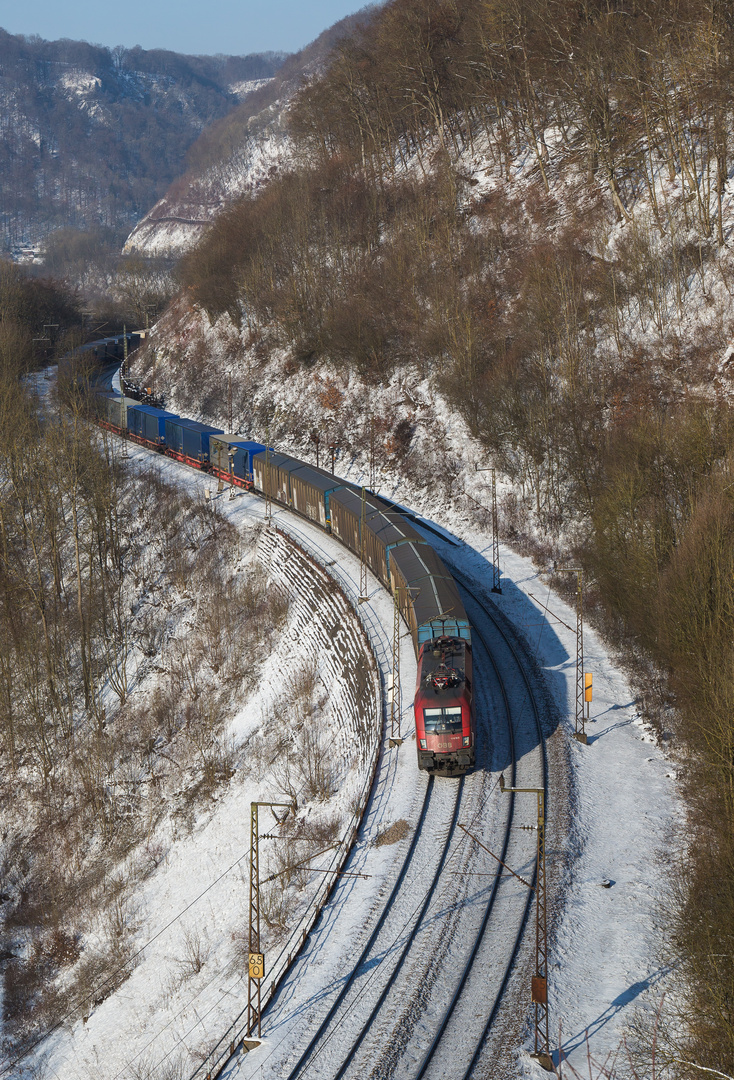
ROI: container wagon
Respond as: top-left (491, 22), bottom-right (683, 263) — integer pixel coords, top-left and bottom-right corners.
top-left (208, 436), bottom-right (267, 489)
top-left (127, 404), bottom-right (179, 449)
top-left (164, 418), bottom-right (223, 468)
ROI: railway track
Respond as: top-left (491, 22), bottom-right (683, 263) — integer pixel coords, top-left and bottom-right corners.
top-left (232, 566), bottom-right (548, 1080)
top-left (407, 568), bottom-right (548, 1080)
top-left (60, 374), bottom-right (555, 1080)
top-left (279, 774), bottom-right (463, 1080)
top-left (106, 422), bottom-right (549, 1078)
top-left (347, 574), bottom-right (546, 1080)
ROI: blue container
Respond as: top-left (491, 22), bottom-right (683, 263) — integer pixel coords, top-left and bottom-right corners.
top-left (234, 440), bottom-right (267, 480)
top-left (126, 405), bottom-right (145, 440)
top-left (164, 418), bottom-right (223, 464)
top-left (128, 404), bottom-right (179, 444)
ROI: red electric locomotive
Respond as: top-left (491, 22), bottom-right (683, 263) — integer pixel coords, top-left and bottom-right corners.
top-left (414, 635), bottom-right (475, 774)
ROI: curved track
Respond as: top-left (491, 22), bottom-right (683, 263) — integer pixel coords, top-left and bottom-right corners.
top-left (407, 568), bottom-right (548, 1080)
top-left (268, 568), bottom-right (548, 1080)
top-left (82, 381), bottom-right (551, 1080)
top-left (281, 774), bottom-right (463, 1080)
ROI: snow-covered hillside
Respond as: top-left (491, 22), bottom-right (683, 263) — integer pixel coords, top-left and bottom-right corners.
top-left (9, 406), bottom-right (384, 1078)
top-left (122, 129), bottom-right (291, 258)
top-left (20, 0), bottom-right (730, 1067)
top-left (0, 29), bottom-right (284, 249)
top-left (121, 8), bottom-right (371, 258)
top-left (20, 428), bottom-right (679, 1080)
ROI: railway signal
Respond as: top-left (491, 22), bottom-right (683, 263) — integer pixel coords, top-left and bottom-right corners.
top-left (499, 774), bottom-right (554, 1072)
top-left (585, 672), bottom-right (593, 726)
top-left (121, 398), bottom-right (130, 459)
top-left (229, 449), bottom-right (236, 499)
top-left (248, 801), bottom-right (295, 1038)
top-left (216, 443), bottom-right (225, 492)
top-left (248, 952), bottom-right (265, 979)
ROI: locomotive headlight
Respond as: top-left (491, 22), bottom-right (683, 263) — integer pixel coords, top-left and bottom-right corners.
top-left (463, 736), bottom-right (470, 747)
top-left (419, 739), bottom-right (427, 749)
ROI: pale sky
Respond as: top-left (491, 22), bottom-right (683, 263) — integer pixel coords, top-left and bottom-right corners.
top-left (0, 1), bottom-right (371, 56)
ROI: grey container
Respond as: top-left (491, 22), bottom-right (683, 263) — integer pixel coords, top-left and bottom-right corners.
top-left (104, 394), bottom-right (139, 431)
top-left (209, 436), bottom-right (266, 484)
top-left (328, 488), bottom-right (424, 586)
top-left (390, 541), bottom-right (471, 653)
top-left (92, 391), bottom-right (114, 421)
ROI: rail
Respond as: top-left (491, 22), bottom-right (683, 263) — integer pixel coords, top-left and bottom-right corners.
top-left (189, 526), bottom-right (384, 1080)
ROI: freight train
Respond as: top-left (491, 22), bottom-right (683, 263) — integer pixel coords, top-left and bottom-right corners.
top-left (92, 387), bottom-right (476, 774)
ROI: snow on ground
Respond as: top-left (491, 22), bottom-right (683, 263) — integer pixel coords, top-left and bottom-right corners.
top-left (59, 71), bottom-right (102, 96)
top-left (116, 326), bottom-right (683, 1073)
top-left (228, 79), bottom-right (272, 99)
top-left (30, 443), bottom-right (417, 1080)
top-left (373, 391), bottom-right (681, 1073)
top-left (25, 418), bottom-right (680, 1078)
top-left (449, 541), bottom-right (681, 1075)
top-left (289, 394), bottom-right (681, 1075)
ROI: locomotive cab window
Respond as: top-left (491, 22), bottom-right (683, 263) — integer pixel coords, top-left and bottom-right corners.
top-left (423, 706), bottom-right (463, 734)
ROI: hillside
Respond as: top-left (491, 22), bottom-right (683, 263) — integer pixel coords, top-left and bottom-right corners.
top-left (122, 8), bottom-right (376, 257)
top-left (131, 0), bottom-right (734, 1075)
top-left (0, 29), bottom-right (285, 252)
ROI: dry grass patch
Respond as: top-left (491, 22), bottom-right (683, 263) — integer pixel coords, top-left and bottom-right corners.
top-left (374, 819), bottom-right (411, 847)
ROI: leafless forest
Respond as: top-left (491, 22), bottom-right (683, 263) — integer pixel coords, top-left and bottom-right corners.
top-left (173, 1), bottom-right (734, 1073)
top-left (0, 268), bottom-right (302, 1053)
top-left (3, 0), bottom-right (734, 1071)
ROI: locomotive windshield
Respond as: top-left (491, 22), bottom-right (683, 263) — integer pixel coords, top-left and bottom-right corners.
top-left (423, 706), bottom-right (463, 734)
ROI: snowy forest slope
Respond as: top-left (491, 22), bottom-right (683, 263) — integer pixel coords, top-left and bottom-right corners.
top-left (0, 29), bottom-right (285, 250)
top-left (0, 272), bottom-right (383, 1076)
top-left (131, 1), bottom-right (734, 1075)
top-left (122, 9), bottom-right (375, 258)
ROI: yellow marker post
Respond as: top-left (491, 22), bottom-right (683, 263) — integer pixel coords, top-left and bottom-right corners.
top-left (585, 672), bottom-right (593, 724)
